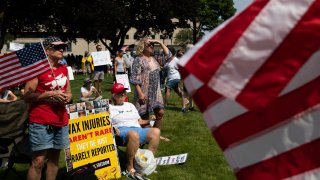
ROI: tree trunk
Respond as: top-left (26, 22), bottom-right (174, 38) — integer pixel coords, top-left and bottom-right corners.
top-left (0, 11), bottom-right (7, 52)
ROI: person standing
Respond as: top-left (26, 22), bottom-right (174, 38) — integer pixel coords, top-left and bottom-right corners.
top-left (81, 51), bottom-right (94, 79)
top-left (24, 36), bottom-right (72, 180)
top-left (163, 47), bottom-right (187, 112)
top-left (130, 38), bottom-right (170, 138)
top-left (93, 45), bottom-right (105, 94)
top-left (114, 49), bottom-right (126, 75)
top-left (123, 50), bottom-right (134, 78)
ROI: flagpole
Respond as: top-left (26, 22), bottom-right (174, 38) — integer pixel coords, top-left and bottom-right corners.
top-left (40, 41), bottom-right (56, 79)
top-left (40, 41), bottom-right (61, 91)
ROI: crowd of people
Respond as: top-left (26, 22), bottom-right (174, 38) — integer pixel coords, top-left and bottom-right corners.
top-left (0, 36), bottom-right (195, 180)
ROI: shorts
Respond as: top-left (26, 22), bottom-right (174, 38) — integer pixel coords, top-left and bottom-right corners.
top-left (94, 71), bottom-right (104, 80)
top-left (84, 65), bottom-right (92, 74)
top-left (166, 79), bottom-right (180, 90)
top-left (118, 127), bottom-right (150, 145)
top-left (29, 123), bottom-right (70, 152)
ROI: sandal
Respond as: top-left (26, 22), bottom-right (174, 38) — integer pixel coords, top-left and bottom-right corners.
top-left (160, 136), bottom-right (170, 142)
top-left (124, 169), bottom-right (150, 180)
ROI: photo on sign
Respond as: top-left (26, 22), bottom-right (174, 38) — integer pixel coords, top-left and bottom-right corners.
top-left (86, 109), bottom-right (95, 116)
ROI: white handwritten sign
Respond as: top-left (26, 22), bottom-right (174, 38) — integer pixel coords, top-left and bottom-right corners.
top-left (156, 153), bottom-right (188, 165)
top-left (91, 51), bottom-right (112, 66)
top-left (116, 74), bottom-right (131, 93)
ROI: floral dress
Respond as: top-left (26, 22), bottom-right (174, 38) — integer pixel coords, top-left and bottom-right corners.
top-left (130, 56), bottom-right (164, 116)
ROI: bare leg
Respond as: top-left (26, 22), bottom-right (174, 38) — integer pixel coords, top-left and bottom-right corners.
top-left (126, 131), bottom-right (140, 171)
top-left (173, 86), bottom-right (185, 109)
top-left (146, 128), bottom-right (160, 154)
top-left (164, 87), bottom-right (171, 107)
top-left (27, 150), bottom-right (47, 180)
top-left (98, 79), bottom-right (103, 93)
top-left (46, 149), bottom-right (61, 180)
top-left (94, 80), bottom-right (99, 92)
top-left (153, 108), bottom-right (164, 130)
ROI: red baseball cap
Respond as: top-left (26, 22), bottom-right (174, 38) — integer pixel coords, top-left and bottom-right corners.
top-left (111, 83), bottom-right (128, 94)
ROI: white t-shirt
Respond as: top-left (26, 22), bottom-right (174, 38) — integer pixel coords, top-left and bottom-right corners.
top-left (164, 57), bottom-right (181, 81)
top-left (80, 86), bottom-right (95, 98)
top-left (109, 102), bottom-right (141, 128)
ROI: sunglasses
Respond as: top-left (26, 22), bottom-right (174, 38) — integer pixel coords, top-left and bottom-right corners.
top-left (52, 44), bottom-right (67, 51)
top-left (115, 92), bottom-right (126, 97)
top-left (147, 42), bottom-right (154, 47)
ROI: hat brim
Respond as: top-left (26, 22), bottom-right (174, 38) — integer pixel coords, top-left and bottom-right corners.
top-left (51, 41), bottom-right (67, 46)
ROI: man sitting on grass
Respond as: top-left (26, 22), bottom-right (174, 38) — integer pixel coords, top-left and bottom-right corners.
top-left (109, 83), bottom-right (160, 180)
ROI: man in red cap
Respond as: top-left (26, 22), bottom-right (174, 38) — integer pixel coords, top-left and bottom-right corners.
top-left (109, 83), bottom-right (160, 179)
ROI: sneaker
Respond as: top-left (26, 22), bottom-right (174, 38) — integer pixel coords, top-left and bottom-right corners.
top-left (181, 108), bottom-right (187, 113)
top-left (189, 107), bottom-right (195, 111)
top-left (123, 169), bottom-right (150, 180)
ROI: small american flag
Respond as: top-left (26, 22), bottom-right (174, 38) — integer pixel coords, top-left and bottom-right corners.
top-left (0, 42), bottom-right (51, 90)
top-left (179, 0), bottom-right (320, 179)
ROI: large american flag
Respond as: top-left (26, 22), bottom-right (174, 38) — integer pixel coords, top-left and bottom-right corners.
top-left (0, 42), bottom-right (51, 90)
top-left (179, 0), bottom-right (320, 179)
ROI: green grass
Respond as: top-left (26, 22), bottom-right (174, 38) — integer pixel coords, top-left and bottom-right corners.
top-left (0, 74), bottom-right (235, 180)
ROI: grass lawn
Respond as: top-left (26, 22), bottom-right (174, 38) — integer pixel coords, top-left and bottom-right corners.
top-left (0, 74), bottom-right (235, 180)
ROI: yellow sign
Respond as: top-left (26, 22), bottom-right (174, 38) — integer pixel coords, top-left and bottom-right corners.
top-left (66, 112), bottom-right (121, 179)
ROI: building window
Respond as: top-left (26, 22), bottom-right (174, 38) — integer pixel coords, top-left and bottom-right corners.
top-left (151, 35), bottom-right (155, 39)
top-left (126, 35), bottom-right (129, 39)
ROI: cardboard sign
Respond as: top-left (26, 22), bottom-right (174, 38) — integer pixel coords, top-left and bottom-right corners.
top-left (91, 51), bottom-right (112, 66)
top-left (156, 153), bottom-right (188, 165)
top-left (65, 112), bottom-right (121, 179)
top-left (115, 74), bottom-right (131, 92)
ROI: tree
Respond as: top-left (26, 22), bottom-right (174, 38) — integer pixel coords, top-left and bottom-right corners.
top-left (55, 0), bottom-right (177, 54)
top-left (172, 0), bottom-right (236, 44)
top-left (174, 29), bottom-right (194, 45)
top-left (0, 0), bottom-right (65, 51)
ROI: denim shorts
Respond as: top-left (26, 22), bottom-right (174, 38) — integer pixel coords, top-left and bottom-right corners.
top-left (166, 79), bottom-right (180, 90)
top-left (29, 123), bottom-right (70, 152)
top-left (118, 127), bottom-right (150, 145)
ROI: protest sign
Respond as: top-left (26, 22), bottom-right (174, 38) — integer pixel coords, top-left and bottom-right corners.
top-left (65, 112), bottom-right (121, 179)
top-left (156, 153), bottom-right (188, 165)
top-left (67, 66), bottom-right (74, 80)
top-left (65, 99), bottom-right (121, 179)
top-left (115, 74), bottom-right (131, 92)
top-left (91, 51), bottom-right (112, 66)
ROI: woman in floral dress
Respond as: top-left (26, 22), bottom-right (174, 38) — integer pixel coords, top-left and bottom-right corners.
top-left (130, 38), bottom-right (170, 133)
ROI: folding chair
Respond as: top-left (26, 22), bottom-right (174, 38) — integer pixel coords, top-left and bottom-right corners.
top-left (0, 100), bottom-right (31, 179)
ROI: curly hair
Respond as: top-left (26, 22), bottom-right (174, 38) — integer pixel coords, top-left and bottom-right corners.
top-left (136, 38), bottom-right (149, 56)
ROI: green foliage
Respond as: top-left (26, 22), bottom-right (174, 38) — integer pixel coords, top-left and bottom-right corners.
top-left (174, 29), bottom-right (194, 45)
top-left (0, 74), bottom-right (235, 179)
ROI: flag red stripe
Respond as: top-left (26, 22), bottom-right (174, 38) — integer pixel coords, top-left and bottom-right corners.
top-left (0, 61), bottom-right (20, 76)
top-left (0, 56), bottom-right (19, 74)
top-left (236, 0), bottom-right (320, 110)
top-left (0, 52), bottom-right (16, 65)
top-left (0, 67), bottom-right (50, 89)
top-left (183, 0), bottom-right (269, 83)
top-left (192, 85), bottom-right (222, 112)
top-left (0, 60), bottom-right (49, 80)
top-left (213, 76), bottom-right (320, 150)
top-left (236, 138), bottom-right (320, 180)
